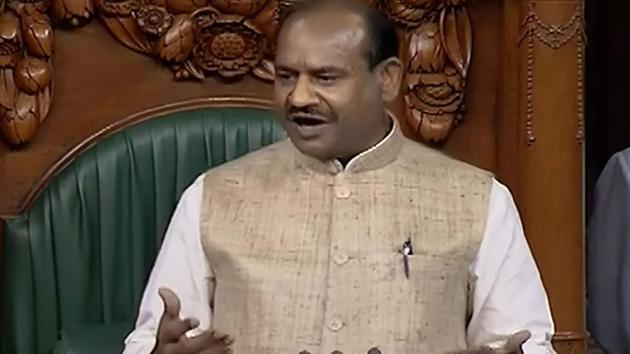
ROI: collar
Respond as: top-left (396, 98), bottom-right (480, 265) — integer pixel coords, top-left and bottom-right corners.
top-left (293, 119), bottom-right (404, 175)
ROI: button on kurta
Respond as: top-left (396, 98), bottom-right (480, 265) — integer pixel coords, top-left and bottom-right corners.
top-left (335, 186), bottom-right (351, 199)
top-left (333, 252), bottom-right (349, 265)
top-left (328, 317), bottom-right (344, 332)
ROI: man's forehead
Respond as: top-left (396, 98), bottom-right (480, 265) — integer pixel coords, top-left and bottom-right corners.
top-left (286, 9), bottom-right (366, 35)
top-left (276, 10), bottom-right (369, 66)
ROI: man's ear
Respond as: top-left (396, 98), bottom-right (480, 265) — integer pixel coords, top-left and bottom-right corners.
top-left (376, 57), bottom-right (403, 102)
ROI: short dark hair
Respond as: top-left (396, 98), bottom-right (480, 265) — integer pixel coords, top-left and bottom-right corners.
top-left (278, 0), bottom-right (399, 69)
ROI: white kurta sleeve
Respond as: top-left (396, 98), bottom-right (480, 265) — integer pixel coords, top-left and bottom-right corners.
top-left (467, 179), bottom-right (555, 354)
top-left (123, 175), bottom-right (212, 354)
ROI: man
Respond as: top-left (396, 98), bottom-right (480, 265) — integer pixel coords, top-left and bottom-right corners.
top-left (124, 1), bottom-right (555, 353)
top-left (588, 147), bottom-right (630, 354)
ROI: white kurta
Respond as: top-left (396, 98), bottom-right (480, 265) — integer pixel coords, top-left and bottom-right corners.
top-left (123, 174), bottom-right (556, 353)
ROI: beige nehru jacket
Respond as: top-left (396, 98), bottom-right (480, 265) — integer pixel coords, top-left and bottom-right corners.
top-left (200, 125), bottom-right (492, 354)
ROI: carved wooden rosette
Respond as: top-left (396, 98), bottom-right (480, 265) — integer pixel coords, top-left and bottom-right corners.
top-left (0, 0), bottom-right (94, 146)
top-left (95, 0), bottom-right (277, 81)
top-left (382, 0), bottom-right (472, 143)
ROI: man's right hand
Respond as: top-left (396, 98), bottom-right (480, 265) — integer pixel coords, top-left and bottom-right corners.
top-left (152, 287), bottom-right (233, 354)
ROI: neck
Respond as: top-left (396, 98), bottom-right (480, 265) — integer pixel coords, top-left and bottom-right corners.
top-left (293, 118), bottom-right (403, 175)
top-left (337, 119), bottom-right (393, 166)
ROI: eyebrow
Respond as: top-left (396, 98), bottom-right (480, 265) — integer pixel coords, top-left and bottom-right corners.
top-left (274, 64), bottom-right (295, 72)
top-left (309, 66), bottom-right (347, 75)
top-left (275, 64), bottom-right (348, 75)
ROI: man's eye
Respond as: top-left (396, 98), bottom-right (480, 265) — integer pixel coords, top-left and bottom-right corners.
top-left (276, 72), bottom-right (296, 82)
top-left (317, 75), bottom-right (338, 84)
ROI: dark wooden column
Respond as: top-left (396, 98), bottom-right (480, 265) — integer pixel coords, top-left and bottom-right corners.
top-left (498, 0), bottom-right (586, 353)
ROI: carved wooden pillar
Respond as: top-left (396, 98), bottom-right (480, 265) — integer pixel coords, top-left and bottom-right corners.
top-left (499, 0), bottom-right (586, 353)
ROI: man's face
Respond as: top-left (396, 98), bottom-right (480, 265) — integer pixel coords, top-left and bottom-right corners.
top-left (274, 11), bottom-right (387, 161)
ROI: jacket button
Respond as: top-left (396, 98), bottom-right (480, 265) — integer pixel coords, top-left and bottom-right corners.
top-left (331, 351), bottom-right (343, 354)
top-left (328, 317), bottom-right (344, 332)
top-left (333, 252), bottom-right (349, 265)
top-left (299, 351), bottom-right (310, 354)
top-left (335, 186), bottom-right (351, 199)
top-left (368, 347), bottom-right (382, 354)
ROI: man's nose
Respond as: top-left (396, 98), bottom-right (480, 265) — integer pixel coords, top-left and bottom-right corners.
top-left (289, 75), bottom-right (318, 108)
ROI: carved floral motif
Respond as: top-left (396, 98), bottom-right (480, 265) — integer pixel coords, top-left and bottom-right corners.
top-left (7, 0), bottom-right (51, 17)
top-left (14, 57), bottom-right (51, 94)
top-left (382, 0), bottom-right (441, 27)
top-left (0, 0), bottom-right (62, 145)
top-left (96, 0), bottom-right (140, 16)
top-left (384, 0), bottom-right (472, 143)
top-left (192, 20), bottom-right (266, 77)
top-left (209, 0), bottom-right (269, 16)
top-left (50, 0), bottom-right (94, 27)
top-left (156, 14), bottom-right (194, 62)
top-left (136, 5), bottom-right (173, 36)
top-left (21, 13), bottom-right (54, 57)
top-left (0, 12), bottom-right (24, 68)
top-left (1, 92), bottom-right (40, 145)
top-left (165, 0), bottom-right (207, 14)
top-left (95, 0), bottom-right (277, 82)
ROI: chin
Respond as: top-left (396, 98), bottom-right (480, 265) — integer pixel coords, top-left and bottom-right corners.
top-left (289, 137), bottom-right (333, 161)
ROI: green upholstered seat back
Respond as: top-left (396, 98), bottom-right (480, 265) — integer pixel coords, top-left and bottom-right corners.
top-left (2, 107), bottom-right (286, 354)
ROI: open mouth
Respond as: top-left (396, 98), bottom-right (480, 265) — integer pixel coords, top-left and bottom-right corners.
top-left (290, 115), bottom-right (328, 127)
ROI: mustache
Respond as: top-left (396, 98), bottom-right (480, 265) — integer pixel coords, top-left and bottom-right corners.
top-left (286, 106), bottom-right (326, 117)
top-left (287, 106), bottom-right (325, 116)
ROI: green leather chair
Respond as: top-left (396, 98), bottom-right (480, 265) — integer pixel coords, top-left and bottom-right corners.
top-left (2, 107), bottom-right (286, 354)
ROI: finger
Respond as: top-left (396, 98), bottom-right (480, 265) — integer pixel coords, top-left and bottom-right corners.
top-left (185, 317), bottom-right (201, 330)
top-left (221, 336), bottom-right (235, 346)
top-left (211, 330), bottom-right (234, 345)
top-left (177, 330), bottom-right (230, 354)
top-left (159, 342), bottom-right (178, 354)
top-left (159, 317), bottom-right (199, 342)
top-left (503, 330), bottom-right (532, 353)
top-left (199, 345), bottom-right (233, 354)
top-left (199, 346), bottom-right (233, 354)
top-left (158, 287), bottom-right (182, 318)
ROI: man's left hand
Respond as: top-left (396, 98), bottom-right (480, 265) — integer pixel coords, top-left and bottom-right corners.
top-left (445, 330), bottom-right (531, 354)
top-left (497, 330), bottom-right (531, 354)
